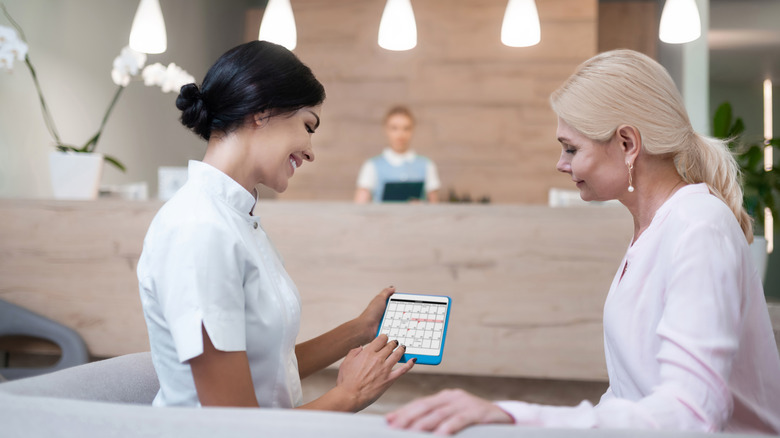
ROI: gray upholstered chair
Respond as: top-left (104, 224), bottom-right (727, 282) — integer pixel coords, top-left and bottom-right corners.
top-left (0, 352), bottom-right (757, 438)
top-left (0, 299), bottom-right (89, 380)
top-left (0, 352), bottom-right (157, 403)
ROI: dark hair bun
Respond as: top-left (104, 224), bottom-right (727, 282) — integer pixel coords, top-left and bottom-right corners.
top-left (176, 83), bottom-right (211, 140)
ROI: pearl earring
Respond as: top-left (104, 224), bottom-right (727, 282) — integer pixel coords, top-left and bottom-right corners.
top-left (627, 161), bottom-right (635, 193)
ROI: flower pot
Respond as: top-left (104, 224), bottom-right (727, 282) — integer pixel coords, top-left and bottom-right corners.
top-left (48, 152), bottom-right (104, 200)
top-left (750, 236), bottom-right (768, 284)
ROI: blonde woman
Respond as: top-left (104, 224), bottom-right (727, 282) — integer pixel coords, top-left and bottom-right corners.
top-left (386, 50), bottom-right (780, 434)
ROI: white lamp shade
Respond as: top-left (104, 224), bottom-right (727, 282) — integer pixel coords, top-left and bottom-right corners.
top-left (501, 0), bottom-right (541, 48)
top-left (129, 0), bottom-right (167, 54)
top-left (378, 0), bottom-right (417, 51)
top-left (259, 0), bottom-right (297, 51)
top-left (659, 0), bottom-right (701, 44)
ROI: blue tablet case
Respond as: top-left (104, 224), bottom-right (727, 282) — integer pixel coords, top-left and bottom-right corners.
top-left (376, 294), bottom-right (451, 365)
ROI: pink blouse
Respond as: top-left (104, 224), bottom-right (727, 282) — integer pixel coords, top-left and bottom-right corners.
top-left (497, 184), bottom-right (780, 433)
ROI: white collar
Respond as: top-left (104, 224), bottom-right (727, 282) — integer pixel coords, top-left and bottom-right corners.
top-left (382, 148), bottom-right (417, 166)
top-left (187, 160), bottom-right (256, 216)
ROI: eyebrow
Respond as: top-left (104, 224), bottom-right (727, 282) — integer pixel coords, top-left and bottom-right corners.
top-left (307, 110), bottom-right (321, 130)
top-left (557, 137), bottom-right (570, 144)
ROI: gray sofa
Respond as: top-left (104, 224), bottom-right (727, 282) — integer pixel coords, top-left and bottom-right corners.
top-left (0, 353), bottom-right (764, 437)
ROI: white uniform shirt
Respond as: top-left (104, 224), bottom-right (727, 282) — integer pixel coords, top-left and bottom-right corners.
top-left (497, 184), bottom-right (780, 433)
top-left (356, 148), bottom-right (441, 192)
top-left (138, 160), bottom-right (303, 408)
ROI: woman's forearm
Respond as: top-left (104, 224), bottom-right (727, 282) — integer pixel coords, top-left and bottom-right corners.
top-left (295, 318), bottom-right (373, 379)
top-left (297, 386), bottom-right (359, 412)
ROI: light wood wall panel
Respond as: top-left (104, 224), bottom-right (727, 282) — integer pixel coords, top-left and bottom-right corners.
top-left (0, 200), bottom-right (633, 381)
top-left (598, 1), bottom-right (659, 59)
top-left (254, 0), bottom-right (599, 203)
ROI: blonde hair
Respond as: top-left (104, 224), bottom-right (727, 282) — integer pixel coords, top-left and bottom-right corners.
top-left (384, 105), bottom-right (415, 125)
top-left (550, 49), bottom-right (753, 242)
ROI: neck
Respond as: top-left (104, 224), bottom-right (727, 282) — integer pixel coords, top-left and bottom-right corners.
top-left (202, 133), bottom-right (257, 195)
top-left (390, 146), bottom-right (410, 155)
top-left (620, 159), bottom-right (686, 244)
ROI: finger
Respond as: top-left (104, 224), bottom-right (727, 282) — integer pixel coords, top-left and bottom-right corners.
top-left (387, 391), bottom-right (448, 429)
top-left (389, 356), bottom-right (415, 380)
top-left (378, 286), bottom-right (395, 300)
top-left (387, 398), bottom-right (436, 429)
top-left (385, 343), bottom-right (406, 365)
top-left (434, 412), bottom-right (476, 436)
top-left (379, 339), bottom-right (399, 357)
top-left (408, 405), bottom-right (457, 433)
top-left (346, 346), bottom-right (362, 359)
top-left (368, 334), bottom-right (389, 352)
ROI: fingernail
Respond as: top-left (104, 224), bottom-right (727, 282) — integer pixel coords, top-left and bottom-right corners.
top-left (394, 340), bottom-right (399, 345)
top-left (412, 358), bottom-right (417, 363)
top-left (401, 344), bottom-right (406, 349)
top-left (389, 285), bottom-right (394, 288)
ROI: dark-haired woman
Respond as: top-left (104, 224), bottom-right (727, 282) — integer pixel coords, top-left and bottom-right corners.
top-left (137, 41), bottom-right (414, 411)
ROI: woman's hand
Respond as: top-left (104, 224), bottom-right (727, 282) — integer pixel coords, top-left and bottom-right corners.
top-left (354, 286), bottom-right (395, 344)
top-left (335, 333), bottom-right (415, 412)
top-left (386, 389), bottom-right (514, 435)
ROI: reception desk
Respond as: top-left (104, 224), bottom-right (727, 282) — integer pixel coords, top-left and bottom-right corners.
top-left (0, 200), bottom-right (636, 381)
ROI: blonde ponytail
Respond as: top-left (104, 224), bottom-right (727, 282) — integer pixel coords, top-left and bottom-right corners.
top-left (677, 133), bottom-right (753, 243)
top-left (551, 49), bottom-right (754, 242)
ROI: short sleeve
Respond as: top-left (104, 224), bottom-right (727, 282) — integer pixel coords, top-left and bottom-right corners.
top-left (425, 160), bottom-right (441, 192)
top-left (357, 160), bottom-right (377, 190)
top-left (153, 221), bottom-right (248, 363)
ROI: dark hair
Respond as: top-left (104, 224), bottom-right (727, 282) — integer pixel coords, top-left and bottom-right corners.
top-left (384, 105), bottom-right (415, 125)
top-left (176, 41), bottom-right (326, 141)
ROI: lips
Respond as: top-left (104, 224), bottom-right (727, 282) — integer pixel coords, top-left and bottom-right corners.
top-left (289, 154), bottom-right (302, 172)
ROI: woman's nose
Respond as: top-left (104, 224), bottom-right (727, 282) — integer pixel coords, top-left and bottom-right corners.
top-left (302, 147), bottom-right (315, 162)
top-left (556, 155), bottom-right (570, 173)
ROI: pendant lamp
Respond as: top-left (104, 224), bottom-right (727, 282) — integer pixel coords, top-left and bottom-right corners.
top-left (129, 0), bottom-right (167, 54)
top-left (659, 0), bottom-right (701, 44)
top-left (378, 0), bottom-right (417, 51)
top-left (258, 0), bottom-right (297, 51)
top-left (501, 0), bottom-right (541, 48)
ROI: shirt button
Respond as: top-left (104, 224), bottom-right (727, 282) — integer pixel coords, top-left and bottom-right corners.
top-left (253, 222), bottom-right (258, 229)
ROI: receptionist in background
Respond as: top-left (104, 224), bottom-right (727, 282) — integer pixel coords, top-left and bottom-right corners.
top-left (354, 106), bottom-right (441, 203)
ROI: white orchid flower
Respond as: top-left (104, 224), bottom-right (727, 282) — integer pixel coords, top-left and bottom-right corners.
top-left (162, 62), bottom-right (195, 93)
top-left (0, 25), bottom-right (16, 44)
top-left (0, 50), bottom-right (14, 71)
top-left (142, 62), bottom-right (194, 93)
top-left (111, 46), bottom-right (146, 87)
top-left (0, 25), bottom-right (28, 71)
top-left (141, 62), bottom-right (166, 87)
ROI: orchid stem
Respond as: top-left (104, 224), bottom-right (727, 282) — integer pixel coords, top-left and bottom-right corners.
top-left (1, 3), bottom-right (26, 42)
top-left (89, 85), bottom-right (124, 153)
top-left (2, 3), bottom-right (62, 146)
top-left (24, 55), bottom-right (62, 145)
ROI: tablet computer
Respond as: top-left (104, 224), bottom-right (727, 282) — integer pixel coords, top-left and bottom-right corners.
top-left (382, 181), bottom-right (425, 202)
top-left (377, 293), bottom-right (451, 365)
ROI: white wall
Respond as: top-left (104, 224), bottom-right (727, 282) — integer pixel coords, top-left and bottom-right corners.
top-left (0, 0), bottom-right (248, 198)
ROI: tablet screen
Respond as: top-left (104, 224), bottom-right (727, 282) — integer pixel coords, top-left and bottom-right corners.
top-left (378, 293), bottom-right (450, 361)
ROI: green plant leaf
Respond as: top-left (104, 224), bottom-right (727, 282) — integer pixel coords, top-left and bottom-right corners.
top-left (712, 102), bottom-right (732, 139)
top-left (743, 145), bottom-right (764, 171)
top-left (103, 154), bottom-right (126, 173)
top-left (55, 144), bottom-right (82, 153)
top-left (728, 117), bottom-right (745, 139)
top-left (81, 132), bottom-right (100, 153)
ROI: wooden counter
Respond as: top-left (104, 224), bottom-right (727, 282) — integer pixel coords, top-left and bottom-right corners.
top-left (0, 200), bottom-right (635, 381)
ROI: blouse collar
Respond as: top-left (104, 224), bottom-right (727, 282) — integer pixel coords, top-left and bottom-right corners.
top-left (382, 148), bottom-right (418, 166)
top-left (187, 160), bottom-right (256, 216)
